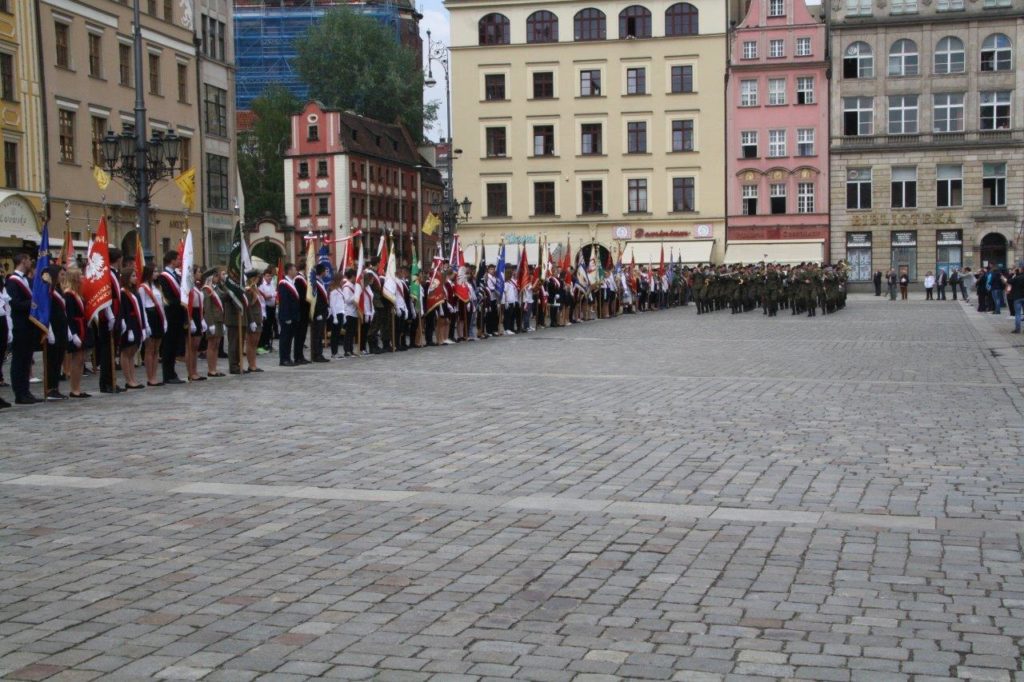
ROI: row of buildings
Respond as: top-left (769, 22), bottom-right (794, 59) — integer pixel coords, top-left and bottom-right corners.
top-left (447, 0), bottom-right (1023, 282)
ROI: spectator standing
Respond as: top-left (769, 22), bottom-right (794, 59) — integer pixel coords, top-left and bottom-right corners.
top-left (1010, 267), bottom-right (1024, 333)
top-left (899, 272), bottom-right (909, 300)
top-left (924, 272), bottom-right (935, 300)
top-left (887, 270), bottom-right (898, 301)
top-left (937, 269), bottom-right (948, 300)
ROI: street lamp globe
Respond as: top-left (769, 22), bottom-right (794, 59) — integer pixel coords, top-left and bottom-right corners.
top-left (162, 129), bottom-right (181, 170)
top-left (101, 131), bottom-right (121, 171)
top-left (460, 197), bottom-right (472, 218)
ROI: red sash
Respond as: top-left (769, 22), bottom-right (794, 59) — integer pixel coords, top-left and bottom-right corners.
top-left (203, 285), bottom-right (223, 311)
top-left (139, 283), bottom-right (166, 327)
top-left (279, 279), bottom-right (299, 300)
top-left (159, 271), bottom-right (181, 300)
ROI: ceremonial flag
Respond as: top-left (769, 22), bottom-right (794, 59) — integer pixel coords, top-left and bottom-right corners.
top-left (29, 223), bottom-right (51, 333)
top-left (425, 254), bottom-right (446, 313)
top-left (134, 231), bottom-right (144, 285)
top-left (174, 168), bottom-right (196, 210)
top-left (60, 225), bottom-right (75, 269)
top-left (410, 240), bottom-right (422, 307)
top-left (576, 250), bottom-right (590, 289)
top-left (421, 212), bottom-right (440, 235)
top-left (277, 256), bottom-right (284, 283)
top-left (376, 232), bottom-right (389, 276)
top-left (317, 243), bottom-right (333, 282)
top-left (305, 234), bottom-right (317, 313)
top-left (225, 221), bottom-right (250, 307)
top-left (382, 236), bottom-right (399, 304)
top-left (495, 241), bottom-right (506, 281)
top-left (449, 234), bottom-right (465, 269)
top-left (516, 244), bottom-right (529, 291)
top-left (562, 238), bottom-right (573, 286)
top-left (354, 238), bottom-right (366, 320)
top-left (179, 229), bottom-right (195, 306)
top-left (82, 216), bottom-right (113, 322)
top-left (475, 242), bottom-right (487, 288)
top-left (659, 243), bottom-right (665, 278)
top-left (92, 164), bottom-right (111, 191)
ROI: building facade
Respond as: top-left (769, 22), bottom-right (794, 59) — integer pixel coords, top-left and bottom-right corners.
top-left (829, 0), bottom-right (1023, 283)
top-left (0, 0), bottom-right (48, 270)
top-left (282, 101), bottom-right (443, 268)
top-left (197, 0), bottom-right (238, 264)
top-left (447, 0), bottom-right (730, 265)
top-left (725, 0), bottom-right (829, 265)
top-left (37, 0), bottom-right (204, 263)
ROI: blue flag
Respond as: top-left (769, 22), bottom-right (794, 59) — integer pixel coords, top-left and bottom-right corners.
top-left (317, 244), bottom-right (333, 284)
top-left (30, 223), bottom-right (51, 332)
top-left (495, 242), bottom-right (506, 281)
top-left (475, 243), bottom-right (487, 288)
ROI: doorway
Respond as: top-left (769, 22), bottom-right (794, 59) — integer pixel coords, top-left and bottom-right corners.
top-left (980, 232), bottom-right (1007, 269)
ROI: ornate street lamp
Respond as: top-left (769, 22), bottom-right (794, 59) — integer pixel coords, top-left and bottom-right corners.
top-left (424, 29), bottom-right (459, 254)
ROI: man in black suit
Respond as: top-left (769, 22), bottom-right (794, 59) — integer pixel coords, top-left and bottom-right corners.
top-left (310, 263), bottom-right (329, 363)
top-left (872, 270), bottom-right (882, 296)
top-left (157, 250), bottom-right (186, 384)
top-left (277, 263), bottom-right (299, 366)
top-left (98, 248), bottom-right (123, 393)
top-left (293, 262), bottom-right (310, 364)
top-left (4, 253), bottom-right (36, 405)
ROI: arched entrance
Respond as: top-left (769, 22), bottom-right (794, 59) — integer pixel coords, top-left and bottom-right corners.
top-left (980, 232), bottom-right (1007, 269)
top-left (120, 230), bottom-right (138, 262)
top-left (252, 239), bottom-right (284, 274)
top-left (577, 243), bottom-right (612, 270)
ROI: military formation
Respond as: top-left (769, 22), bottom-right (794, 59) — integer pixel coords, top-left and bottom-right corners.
top-left (692, 262), bottom-right (849, 317)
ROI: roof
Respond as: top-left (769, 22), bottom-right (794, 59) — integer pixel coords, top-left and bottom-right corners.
top-left (335, 109), bottom-right (422, 166)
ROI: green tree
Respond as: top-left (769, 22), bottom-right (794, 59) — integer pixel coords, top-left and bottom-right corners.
top-left (237, 85), bottom-right (301, 226)
top-left (293, 7), bottom-right (437, 141)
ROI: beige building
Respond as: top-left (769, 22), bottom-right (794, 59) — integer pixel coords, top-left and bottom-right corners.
top-left (447, 0), bottom-right (730, 265)
top-left (38, 0), bottom-right (203, 262)
top-left (829, 0), bottom-right (1024, 283)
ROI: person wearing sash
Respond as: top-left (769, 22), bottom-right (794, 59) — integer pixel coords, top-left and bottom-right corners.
top-left (328, 271), bottom-right (345, 359)
top-left (43, 265), bottom-right (69, 401)
top-left (4, 253), bottom-right (36, 404)
top-left (64, 267), bottom-right (90, 398)
top-left (502, 269), bottom-right (518, 336)
top-left (118, 268), bottom-right (146, 390)
top-left (244, 270), bottom-right (264, 373)
top-left (186, 264), bottom-right (206, 382)
top-left (310, 263), bottom-right (330, 363)
top-left (139, 265), bottom-right (165, 386)
top-left (157, 251), bottom-right (186, 384)
top-left (293, 263), bottom-right (310, 364)
top-left (202, 268), bottom-right (226, 377)
top-left (98, 249), bottom-right (123, 394)
top-left (257, 269), bottom-right (277, 353)
top-left (277, 263), bottom-right (299, 366)
top-left (340, 268), bottom-right (358, 357)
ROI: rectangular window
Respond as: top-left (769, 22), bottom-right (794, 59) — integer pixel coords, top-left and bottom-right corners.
top-left (148, 53), bottom-right (160, 95)
top-left (983, 163), bottom-right (1006, 207)
top-left (164, 0), bottom-right (173, 21)
top-left (298, 161), bottom-right (309, 179)
top-left (3, 141), bottom-right (16, 188)
top-left (768, 129), bottom-right (786, 157)
top-left (741, 131), bottom-right (757, 158)
top-left (626, 67), bottom-right (646, 95)
top-left (982, 0), bottom-right (1011, 5)
top-left (0, 53), bottom-right (13, 101)
top-left (670, 65), bottom-right (693, 93)
top-left (846, 167), bottom-right (872, 209)
top-left (316, 159), bottom-right (328, 177)
top-left (88, 33), bottom-right (102, 78)
top-left (55, 23), bottom-right (70, 68)
top-left (742, 185), bottom-right (758, 215)
top-left (485, 127), bottom-right (506, 157)
top-left (740, 80), bottom-right (758, 107)
top-left (768, 78), bottom-right (786, 105)
top-left (119, 43), bottom-right (131, 85)
top-left (147, 0), bottom-right (157, 15)
top-left (580, 70), bottom-right (601, 96)
top-left (532, 71), bottom-right (553, 99)
top-left (671, 119), bottom-right (693, 152)
top-left (891, 166), bottom-right (917, 208)
top-left (796, 76), bottom-right (814, 104)
top-left (204, 85), bottom-right (227, 137)
top-left (743, 41), bottom-right (757, 59)
top-left (317, 196), bottom-right (329, 215)
top-left (797, 182), bottom-right (814, 213)
top-left (673, 177), bottom-right (695, 212)
top-left (58, 109), bottom-right (75, 163)
top-left (796, 128), bottom-right (814, 156)
top-left (206, 153), bottom-right (229, 210)
top-left (937, 0), bottom-right (965, 8)
top-left (846, 0), bottom-right (873, 15)
top-left (177, 63), bottom-right (188, 102)
top-left (179, 135), bottom-right (190, 171)
top-left (770, 183), bottom-right (786, 214)
top-left (627, 178), bottom-right (647, 213)
top-left (795, 37), bottom-right (811, 56)
top-left (581, 180), bottom-right (603, 214)
top-left (307, 125), bottom-right (318, 141)
top-left (936, 164), bottom-right (962, 207)
top-left (299, 198), bottom-right (310, 216)
top-left (626, 121), bottom-right (647, 153)
top-left (91, 115), bottom-right (106, 166)
top-left (843, 96), bottom-right (873, 136)
top-left (888, 95), bottom-right (918, 134)
top-left (890, 0), bottom-right (917, 13)
top-left (769, 0), bottom-right (785, 15)
top-left (933, 93), bottom-right (964, 132)
top-left (533, 125), bottom-right (555, 156)
top-left (769, 39), bottom-right (784, 58)
top-left (534, 181), bottom-right (555, 215)
top-left (581, 123), bottom-right (602, 155)
top-left (484, 74), bottom-right (505, 101)
top-left (980, 91), bottom-right (1011, 130)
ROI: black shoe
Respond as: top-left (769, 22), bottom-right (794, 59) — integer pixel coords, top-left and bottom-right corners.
top-left (312, 357), bottom-right (329, 363)
top-left (297, 359), bottom-right (311, 365)
top-left (46, 390), bottom-right (68, 401)
top-left (164, 378), bottom-right (186, 385)
top-left (69, 392), bottom-right (91, 399)
top-left (218, 352), bottom-right (229, 359)
top-left (15, 395), bottom-right (39, 405)
top-left (229, 369), bottom-right (242, 375)
top-left (280, 360), bottom-right (295, 367)
top-left (0, 397), bottom-right (11, 409)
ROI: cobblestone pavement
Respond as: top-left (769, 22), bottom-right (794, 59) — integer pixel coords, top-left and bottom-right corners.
top-left (1, 294), bottom-right (1022, 681)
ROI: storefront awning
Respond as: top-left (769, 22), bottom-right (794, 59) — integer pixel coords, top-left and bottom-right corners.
top-left (624, 240), bottom-right (714, 265)
top-left (49, 237), bottom-right (90, 250)
top-left (0, 192), bottom-right (43, 245)
top-left (724, 240), bottom-right (824, 265)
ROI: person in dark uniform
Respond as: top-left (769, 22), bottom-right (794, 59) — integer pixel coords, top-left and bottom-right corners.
top-left (98, 248), bottom-right (123, 394)
top-left (157, 250), bottom-right (186, 384)
top-left (186, 265), bottom-right (205, 382)
top-left (4, 253), bottom-right (37, 405)
top-left (873, 270), bottom-right (883, 296)
top-left (310, 263), bottom-right (330, 362)
top-left (293, 263), bottom-right (310, 364)
top-left (277, 263), bottom-right (299, 366)
top-left (65, 266), bottom-right (91, 399)
top-left (119, 268), bottom-right (146, 390)
top-left (45, 265), bottom-right (69, 400)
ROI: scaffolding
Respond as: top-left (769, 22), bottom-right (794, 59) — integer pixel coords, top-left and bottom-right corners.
top-left (234, 0), bottom-right (403, 111)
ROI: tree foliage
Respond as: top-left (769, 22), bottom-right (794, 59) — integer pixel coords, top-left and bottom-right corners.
top-left (293, 7), bottom-right (436, 141)
top-left (237, 85), bottom-right (301, 226)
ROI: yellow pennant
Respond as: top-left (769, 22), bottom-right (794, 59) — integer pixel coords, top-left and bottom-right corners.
top-left (92, 165), bottom-right (111, 191)
top-left (174, 168), bottom-right (196, 210)
top-left (421, 212), bottom-right (440, 235)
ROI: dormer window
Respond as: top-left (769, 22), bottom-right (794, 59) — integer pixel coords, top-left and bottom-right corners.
top-left (307, 124), bottom-right (318, 141)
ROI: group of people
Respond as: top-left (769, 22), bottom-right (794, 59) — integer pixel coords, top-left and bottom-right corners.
top-left (691, 263), bottom-right (849, 317)
top-left (874, 268), bottom-right (976, 302)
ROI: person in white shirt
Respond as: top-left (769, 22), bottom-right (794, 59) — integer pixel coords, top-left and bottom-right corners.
top-left (923, 271), bottom-right (935, 301)
top-left (503, 273), bottom-right (518, 335)
top-left (258, 270), bottom-right (278, 352)
top-left (328, 272), bottom-right (347, 358)
top-left (339, 268), bottom-right (358, 357)
top-left (522, 276), bottom-right (534, 332)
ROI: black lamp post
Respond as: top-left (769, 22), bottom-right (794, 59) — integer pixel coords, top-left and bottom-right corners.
top-left (430, 195), bottom-right (472, 253)
top-left (424, 29), bottom-right (459, 255)
top-left (99, 0), bottom-right (181, 258)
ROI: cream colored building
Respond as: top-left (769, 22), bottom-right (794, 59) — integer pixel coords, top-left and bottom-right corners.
top-left (447, 0), bottom-right (730, 265)
top-left (37, 0), bottom-right (203, 263)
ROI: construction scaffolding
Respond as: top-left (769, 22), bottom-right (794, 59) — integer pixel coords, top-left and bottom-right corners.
top-left (234, 0), bottom-right (404, 112)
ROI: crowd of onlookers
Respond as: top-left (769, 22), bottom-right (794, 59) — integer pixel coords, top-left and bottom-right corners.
top-left (872, 265), bottom-right (1024, 333)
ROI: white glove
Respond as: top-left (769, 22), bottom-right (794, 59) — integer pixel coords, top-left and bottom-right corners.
top-left (106, 310), bottom-right (116, 331)
top-left (249, 322), bottom-right (257, 332)
top-left (47, 325), bottom-right (55, 344)
top-left (140, 330), bottom-right (148, 344)
top-left (7, 326), bottom-right (12, 344)
top-left (121, 319), bottom-right (127, 334)
top-left (67, 329), bottom-right (74, 343)
top-left (315, 315), bottom-right (322, 321)
top-left (71, 334), bottom-right (82, 349)
top-left (208, 324), bottom-right (217, 337)
top-left (189, 320), bottom-right (196, 334)
top-left (284, 320), bottom-right (292, 325)
top-left (201, 320), bottom-right (208, 333)
top-left (162, 319), bottom-right (168, 333)
top-left (127, 330), bottom-right (135, 344)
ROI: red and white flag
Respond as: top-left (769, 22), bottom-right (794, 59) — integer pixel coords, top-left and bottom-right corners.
top-left (82, 216), bottom-right (113, 322)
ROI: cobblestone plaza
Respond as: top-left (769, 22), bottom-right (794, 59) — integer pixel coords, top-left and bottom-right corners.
top-left (1, 294), bottom-right (1022, 681)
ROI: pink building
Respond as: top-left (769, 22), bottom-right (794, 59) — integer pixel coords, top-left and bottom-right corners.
top-left (725, 0), bottom-right (829, 264)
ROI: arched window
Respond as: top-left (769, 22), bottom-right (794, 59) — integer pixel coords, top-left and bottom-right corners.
top-left (574, 8), bottom-right (606, 41)
top-left (478, 13), bottom-right (510, 45)
top-left (843, 41), bottom-right (873, 79)
top-left (665, 2), bottom-right (698, 36)
top-left (526, 10), bottom-right (558, 43)
top-left (888, 38), bottom-right (918, 76)
top-left (981, 33), bottom-right (1012, 72)
top-left (934, 36), bottom-right (964, 74)
top-left (619, 5), bottom-right (652, 38)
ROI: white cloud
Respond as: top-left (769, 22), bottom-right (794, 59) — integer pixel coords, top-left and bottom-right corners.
top-left (420, 0), bottom-right (450, 141)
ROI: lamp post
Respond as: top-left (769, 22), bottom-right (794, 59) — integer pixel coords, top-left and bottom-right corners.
top-left (424, 29), bottom-right (457, 255)
top-left (100, 0), bottom-right (181, 258)
top-left (430, 195), bottom-right (472, 255)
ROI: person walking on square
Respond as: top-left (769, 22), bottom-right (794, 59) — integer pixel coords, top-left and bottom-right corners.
top-left (44, 265), bottom-right (69, 400)
top-left (1010, 267), bottom-right (1024, 333)
top-left (960, 267), bottom-right (973, 303)
top-left (310, 263), bottom-right (330, 362)
top-left (258, 270), bottom-right (277, 352)
top-left (64, 267), bottom-right (90, 399)
top-left (949, 268), bottom-right (961, 301)
top-left (293, 264), bottom-right (310, 364)
top-left (118, 268), bottom-right (146, 390)
top-left (924, 271), bottom-right (935, 300)
top-left (988, 266), bottom-right (1007, 315)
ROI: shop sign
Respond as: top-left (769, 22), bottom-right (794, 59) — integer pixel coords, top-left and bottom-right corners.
top-left (0, 195), bottom-right (37, 235)
top-left (851, 211), bottom-right (954, 227)
top-left (936, 230), bottom-right (962, 246)
top-left (612, 226), bottom-right (632, 240)
top-left (503, 233), bottom-right (537, 245)
top-left (634, 228), bottom-right (691, 239)
top-left (847, 232), bottom-right (871, 247)
top-left (892, 231), bottom-right (917, 247)
top-left (206, 213), bottom-right (234, 230)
